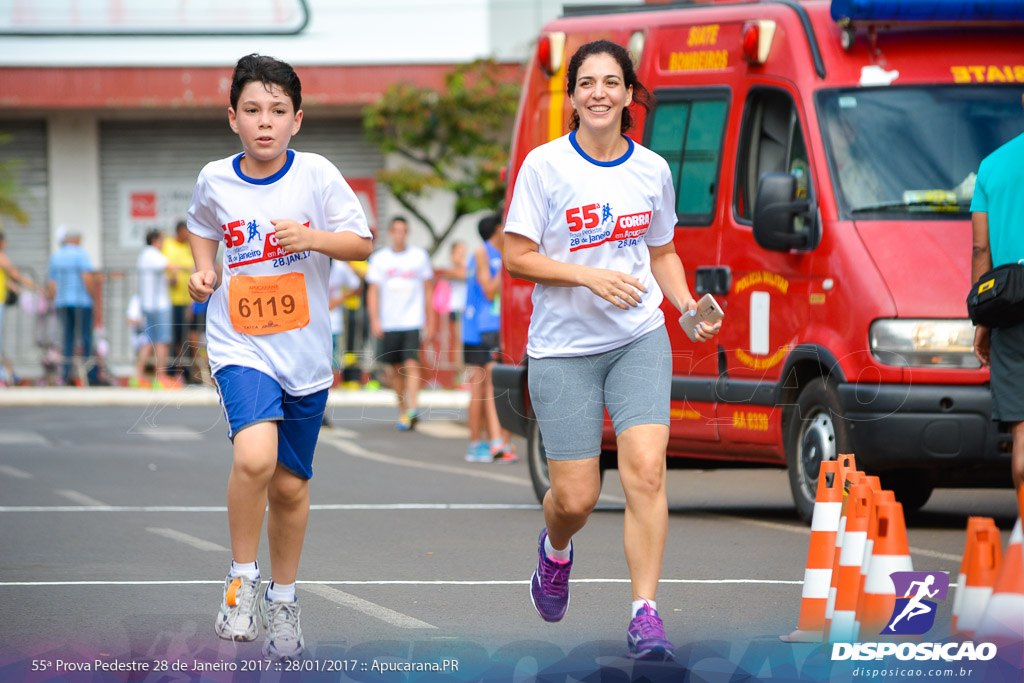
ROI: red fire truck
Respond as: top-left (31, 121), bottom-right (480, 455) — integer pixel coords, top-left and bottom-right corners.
top-left (493, 0), bottom-right (1024, 520)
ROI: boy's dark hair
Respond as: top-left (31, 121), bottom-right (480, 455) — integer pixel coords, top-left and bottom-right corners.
top-left (478, 213), bottom-right (501, 242)
top-left (230, 53), bottom-right (302, 112)
top-left (566, 40), bottom-right (650, 134)
top-left (145, 229), bottom-right (163, 246)
top-left (390, 216), bottom-right (408, 228)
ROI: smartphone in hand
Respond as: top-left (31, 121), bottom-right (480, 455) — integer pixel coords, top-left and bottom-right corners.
top-left (679, 293), bottom-right (724, 342)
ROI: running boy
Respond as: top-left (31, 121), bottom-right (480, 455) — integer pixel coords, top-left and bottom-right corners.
top-left (187, 53), bottom-right (373, 659)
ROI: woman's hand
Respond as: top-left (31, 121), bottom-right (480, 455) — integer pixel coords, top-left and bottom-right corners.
top-left (580, 266), bottom-right (646, 310)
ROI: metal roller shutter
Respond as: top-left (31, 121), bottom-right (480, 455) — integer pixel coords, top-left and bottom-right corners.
top-left (0, 120), bottom-right (50, 375)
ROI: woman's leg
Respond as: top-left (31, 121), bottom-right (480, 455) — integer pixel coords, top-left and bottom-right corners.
top-left (616, 423), bottom-right (669, 602)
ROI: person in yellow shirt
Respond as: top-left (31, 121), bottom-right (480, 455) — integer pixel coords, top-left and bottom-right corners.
top-left (163, 220), bottom-right (196, 383)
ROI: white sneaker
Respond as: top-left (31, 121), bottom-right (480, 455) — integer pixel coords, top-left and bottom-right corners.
top-left (214, 574), bottom-right (261, 641)
top-left (259, 595), bottom-right (304, 660)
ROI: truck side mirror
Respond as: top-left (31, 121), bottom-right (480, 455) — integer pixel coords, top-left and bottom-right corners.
top-left (753, 172), bottom-right (819, 252)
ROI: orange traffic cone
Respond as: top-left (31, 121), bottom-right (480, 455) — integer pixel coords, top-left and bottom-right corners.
top-left (857, 500), bottom-right (913, 639)
top-left (824, 466), bottom-right (864, 639)
top-left (954, 520), bottom-right (1003, 638)
top-left (974, 488), bottom-right (1024, 642)
top-left (952, 517), bottom-right (991, 634)
top-left (781, 459), bottom-right (843, 642)
top-left (829, 482), bottom-right (873, 642)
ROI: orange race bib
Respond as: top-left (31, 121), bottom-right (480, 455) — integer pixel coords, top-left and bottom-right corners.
top-left (229, 273), bottom-right (309, 335)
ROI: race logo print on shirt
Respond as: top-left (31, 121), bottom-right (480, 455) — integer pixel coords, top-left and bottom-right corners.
top-left (223, 219), bottom-right (311, 269)
top-left (566, 203), bottom-right (652, 252)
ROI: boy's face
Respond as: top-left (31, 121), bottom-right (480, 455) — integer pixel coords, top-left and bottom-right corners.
top-left (228, 81), bottom-right (303, 175)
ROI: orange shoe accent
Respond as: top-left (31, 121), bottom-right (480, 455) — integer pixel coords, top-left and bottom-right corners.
top-left (975, 488), bottom-right (1024, 643)
top-left (226, 577), bottom-right (242, 607)
top-left (857, 499), bottom-right (913, 640)
top-left (782, 459), bottom-right (843, 643)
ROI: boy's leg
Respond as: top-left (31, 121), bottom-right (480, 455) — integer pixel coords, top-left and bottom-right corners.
top-left (227, 421), bottom-right (279, 562)
top-left (266, 466), bottom-right (310, 584)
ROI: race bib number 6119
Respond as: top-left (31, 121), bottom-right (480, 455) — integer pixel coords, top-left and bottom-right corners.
top-left (229, 273), bottom-right (309, 335)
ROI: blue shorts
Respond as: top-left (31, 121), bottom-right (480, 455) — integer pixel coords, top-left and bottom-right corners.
top-left (143, 309), bottom-right (172, 345)
top-left (213, 366), bottom-right (328, 480)
top-left (527, 325), bottom-right (671, 461)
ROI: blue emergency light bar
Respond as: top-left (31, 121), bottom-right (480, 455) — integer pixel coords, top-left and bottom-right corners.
top-left (831, 0), bottom-right (1024, 23)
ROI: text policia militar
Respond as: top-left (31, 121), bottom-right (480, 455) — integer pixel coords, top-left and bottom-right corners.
top-left (831, 641), bottom-right (997, 662)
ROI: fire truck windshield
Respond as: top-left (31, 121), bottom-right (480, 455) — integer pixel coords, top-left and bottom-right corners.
top-left (816, 85), bottom-right (1024, 218)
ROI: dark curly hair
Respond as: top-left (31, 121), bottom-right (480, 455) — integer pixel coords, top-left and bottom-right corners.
top-left (566, 40), bottom-right (649, 134)
top-left (230, 53), bottom-right (302, 112)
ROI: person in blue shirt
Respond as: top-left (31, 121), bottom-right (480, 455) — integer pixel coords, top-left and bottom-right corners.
top-left (47, 229), bottom-right (100, 386)
top-left (462, 213), bottom-right (517, 463)
top-left (971, 93), bottom-right (1024, 493)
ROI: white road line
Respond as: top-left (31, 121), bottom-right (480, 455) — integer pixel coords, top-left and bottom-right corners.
top-left (707, 513), bottom-right (962, 563)
top-left (320, 433), bottom-right (629, 504)
top-left (0, 578), bottom-right (802, 587)
top-left (146, 527), bottom-right (229, 552)
top-left (320, 433), bottom-right (529, 487)
top-left (412, 421), bottom-right (470, 440)
top-left (134, 425), bottom-right (205, 441)
top-left (322, 426), bottom-right (359, 438)
top-left (0, 464), bottom-right (33, 479)
top-left (300, 583), bottom-right (437, 629)
top-left (0, 503), bottom-right (542, 512)
top-left (0, 431), bottom-right (49, 446)
top-left (54, 490), bottom-right (107, 506)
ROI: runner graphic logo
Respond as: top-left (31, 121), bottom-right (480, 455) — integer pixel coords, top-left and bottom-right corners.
top-left (884, 571), bottom-right (949, 635)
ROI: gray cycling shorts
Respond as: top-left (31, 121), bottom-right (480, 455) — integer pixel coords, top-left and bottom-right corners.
top-left (527, 325), bottom-right (671, 461)
top-left (990, 323), bottom-right (1024, 423)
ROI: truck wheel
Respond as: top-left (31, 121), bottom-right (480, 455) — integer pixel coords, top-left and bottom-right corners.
top-left (527, 418), bottom-right (550, 503)
top-left (786, 377), bottom-right (852, 523)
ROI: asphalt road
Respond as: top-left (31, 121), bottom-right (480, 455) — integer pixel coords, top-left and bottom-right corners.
top-left (0, 392), bottom-right (1021, 682)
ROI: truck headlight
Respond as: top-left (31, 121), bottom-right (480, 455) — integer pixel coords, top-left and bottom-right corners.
top-left (870, 319), bottom-right (980, 369)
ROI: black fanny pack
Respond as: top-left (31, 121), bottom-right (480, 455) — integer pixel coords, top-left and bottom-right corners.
top-left (966, 262), bottom-right (1024, 328)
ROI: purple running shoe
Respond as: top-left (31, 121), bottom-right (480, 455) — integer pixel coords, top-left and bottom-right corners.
top-left (627, 602), bottom-right (674, 660)
top-left (530, 529), bottom-right (572, 622)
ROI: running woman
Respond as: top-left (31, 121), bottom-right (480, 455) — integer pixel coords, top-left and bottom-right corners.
top-left (504, 39), bottom-right (721, 660)
top-left (187, 54), bottom-right (373, 659)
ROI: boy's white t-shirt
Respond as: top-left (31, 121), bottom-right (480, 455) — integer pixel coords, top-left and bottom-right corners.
top-left (136, 245), bottom-right (172, 313)
top-left (328, 260), bottom-right (361, 336)
top-left (504, 132), bottom-right (678, 358)
top-left (365, 246), bottom-right (434, 332)
top-left (187, 150), bottom-right (371, 396)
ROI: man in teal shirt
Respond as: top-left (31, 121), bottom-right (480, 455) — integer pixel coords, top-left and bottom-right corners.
top-left (971, 94), bottom-right (1024, 493)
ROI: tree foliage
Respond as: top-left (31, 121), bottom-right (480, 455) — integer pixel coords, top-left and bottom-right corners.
top-left (363, 59), bottom-right (520, 254)
top-left (0, 132), bottom-right (29, 227)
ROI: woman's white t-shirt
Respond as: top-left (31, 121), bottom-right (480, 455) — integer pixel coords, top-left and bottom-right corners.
top-left (187, 150), bottom-right (371, 396)
top-left (504, 132), bottom-right (677, 358)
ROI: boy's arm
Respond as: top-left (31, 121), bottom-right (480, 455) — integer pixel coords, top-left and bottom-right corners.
top-left (187, 232), bottom-right (219, 303)
top-left (271, 220), bottom-right (373, 261)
